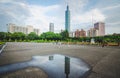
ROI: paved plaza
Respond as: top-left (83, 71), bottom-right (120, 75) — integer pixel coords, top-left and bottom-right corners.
top-left (0, 42), bottom-right (120, 78)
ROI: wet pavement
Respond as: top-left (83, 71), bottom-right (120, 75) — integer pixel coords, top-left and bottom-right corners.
top-left (0, 42), bottom-right (120, 78)
top-left (0, 54), bottom-right (91, 78)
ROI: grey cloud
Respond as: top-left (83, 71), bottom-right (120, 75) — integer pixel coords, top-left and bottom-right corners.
top-left (0, 13), bottom-right (14, 32)
top-left (106, 26), bottom-right (120, 34)
top-left (64, 0), bottom-right (89, 14)
top-left (103, 5), bottom-right (120, 30)
top-left (89, 0), bottom-right (120, 34)
top-left (0, 0), bottom-right (31, 31)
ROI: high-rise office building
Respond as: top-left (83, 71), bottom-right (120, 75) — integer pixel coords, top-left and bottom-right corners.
top-left (65, 5), bottom-right (70, 32)
top-left (94, 22), bottom-right (105, 36)
top-left (49, 23), bottom-right (54, 32)
top-left (7, 23), bottom-right (40, 35)
top-left (87, 22), bottom-right (105, 37)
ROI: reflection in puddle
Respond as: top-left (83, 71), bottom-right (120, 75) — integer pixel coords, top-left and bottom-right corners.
top-left (65, 56), bottom-right (70, 78)
top-left (0, 54), bottom-right (91, 78)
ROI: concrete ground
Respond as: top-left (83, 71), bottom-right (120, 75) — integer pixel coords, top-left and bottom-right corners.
top-left (0, 42), bottom-right (120, 78)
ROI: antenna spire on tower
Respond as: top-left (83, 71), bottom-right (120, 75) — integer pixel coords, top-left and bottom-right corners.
top-left (65, 0), bottom-right (69, 6)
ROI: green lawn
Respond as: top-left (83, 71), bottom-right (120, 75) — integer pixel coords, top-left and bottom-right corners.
top-left (0, 42), bottom-right (5, 45)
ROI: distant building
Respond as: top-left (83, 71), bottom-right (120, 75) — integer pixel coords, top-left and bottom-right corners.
top-left (69, 32), bottom-right (75, 37)
top-left (65, 5), bottom-right (70, 32)
top-left (49, 23), bottom-right (54, 32)
top-left (113, 33), bottom-right (120, 36)
top-left (75, 29), bottom-right (80, 38)
top-left (80, 29), bottom-right (86, 37)
top-left (87, 28), bottom-right (98, 37)
top-left (75, 29), bottom-right (86, 38)
top-left (94, 22), bottom-right (105, 36)
top-left (7, 23), bottom-right (40, 35)
top-left (87, 30), bottom-right (90, 37)
top-left (87, 22), bottom-right (105, 37)
top-left (61, 29), bottom-right (64, 33)
top-left (27, 25), bottom-right (34, 34)
top-left (34, 29), bottom-right (40, 35)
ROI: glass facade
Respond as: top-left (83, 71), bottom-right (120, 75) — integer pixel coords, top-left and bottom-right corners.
top-left (65, 5), bottom-right (70, 32)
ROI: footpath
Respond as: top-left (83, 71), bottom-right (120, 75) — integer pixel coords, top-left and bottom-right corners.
top-left (0, 43), bottom-right (6, 54)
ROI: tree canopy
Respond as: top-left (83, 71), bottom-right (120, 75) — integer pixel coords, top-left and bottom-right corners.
top-left (0, 31), bottom-right (120, 45)
top-left (40, 32), bottom-right (62, 41)
top-left (27, 32), bottom-right (39, 40)
top-left (60, 30), bottom-right (69, 40)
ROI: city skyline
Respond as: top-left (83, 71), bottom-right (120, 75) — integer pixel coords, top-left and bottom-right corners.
top-left (0, 0), bottom-right (120, 34)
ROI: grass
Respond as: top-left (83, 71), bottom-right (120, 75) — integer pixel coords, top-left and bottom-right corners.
top-left (107, 42), bottom-right (118, 46)
top-left (0, 42), bottom-right (5, 45)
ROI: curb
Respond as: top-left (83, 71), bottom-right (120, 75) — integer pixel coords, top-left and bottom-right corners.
top-left (0, 43), bottom-right (7, 54)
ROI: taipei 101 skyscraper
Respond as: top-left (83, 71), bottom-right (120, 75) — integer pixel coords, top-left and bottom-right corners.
top-left (65, 5), bottom-right (70, 32)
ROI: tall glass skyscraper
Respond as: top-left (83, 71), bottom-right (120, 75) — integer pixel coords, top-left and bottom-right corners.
top-left (65, 5), bottom-right (70, 32)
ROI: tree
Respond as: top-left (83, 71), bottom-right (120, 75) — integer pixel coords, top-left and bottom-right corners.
top-left (11, 32), bottom-right (26, 41)
top-left (85, 37), bottom-right (91, 42)
top-left (6, 32), bottom-right (12, 41)
top-left (53, 33), bottom-right (62, 41)
top-left (60, 30), bottom-right (69, 40)
top-left (0, 32), bottom-right (7, 41)
top-left (27, 32), bottom-right (39, 40)
top-left (112, 34), bottom-right (120, 46)
top-left (40, 32), bottom-right (62, 41)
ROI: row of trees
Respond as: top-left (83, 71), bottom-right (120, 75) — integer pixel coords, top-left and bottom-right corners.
top-left (0, 30), bottom-right (69, 41)
top-left (0, 31), bottom-right (120, 45)
top-left (0, 32), bottom-right (38, 41)
top-left (0, 32), bottom-right (63, 41)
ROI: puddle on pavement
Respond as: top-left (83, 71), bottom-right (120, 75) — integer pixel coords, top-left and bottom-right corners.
top-left (0, 54), bottom-right (91, 78)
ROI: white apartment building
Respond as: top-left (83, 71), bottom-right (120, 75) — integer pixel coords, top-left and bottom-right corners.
top-left (7, 23), bottom-right (40, 35)
top-left (87, 28), bottom-right (99, 37)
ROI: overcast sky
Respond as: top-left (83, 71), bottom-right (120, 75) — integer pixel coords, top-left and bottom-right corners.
top-left (0, 0), bottom-right (120, 34)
